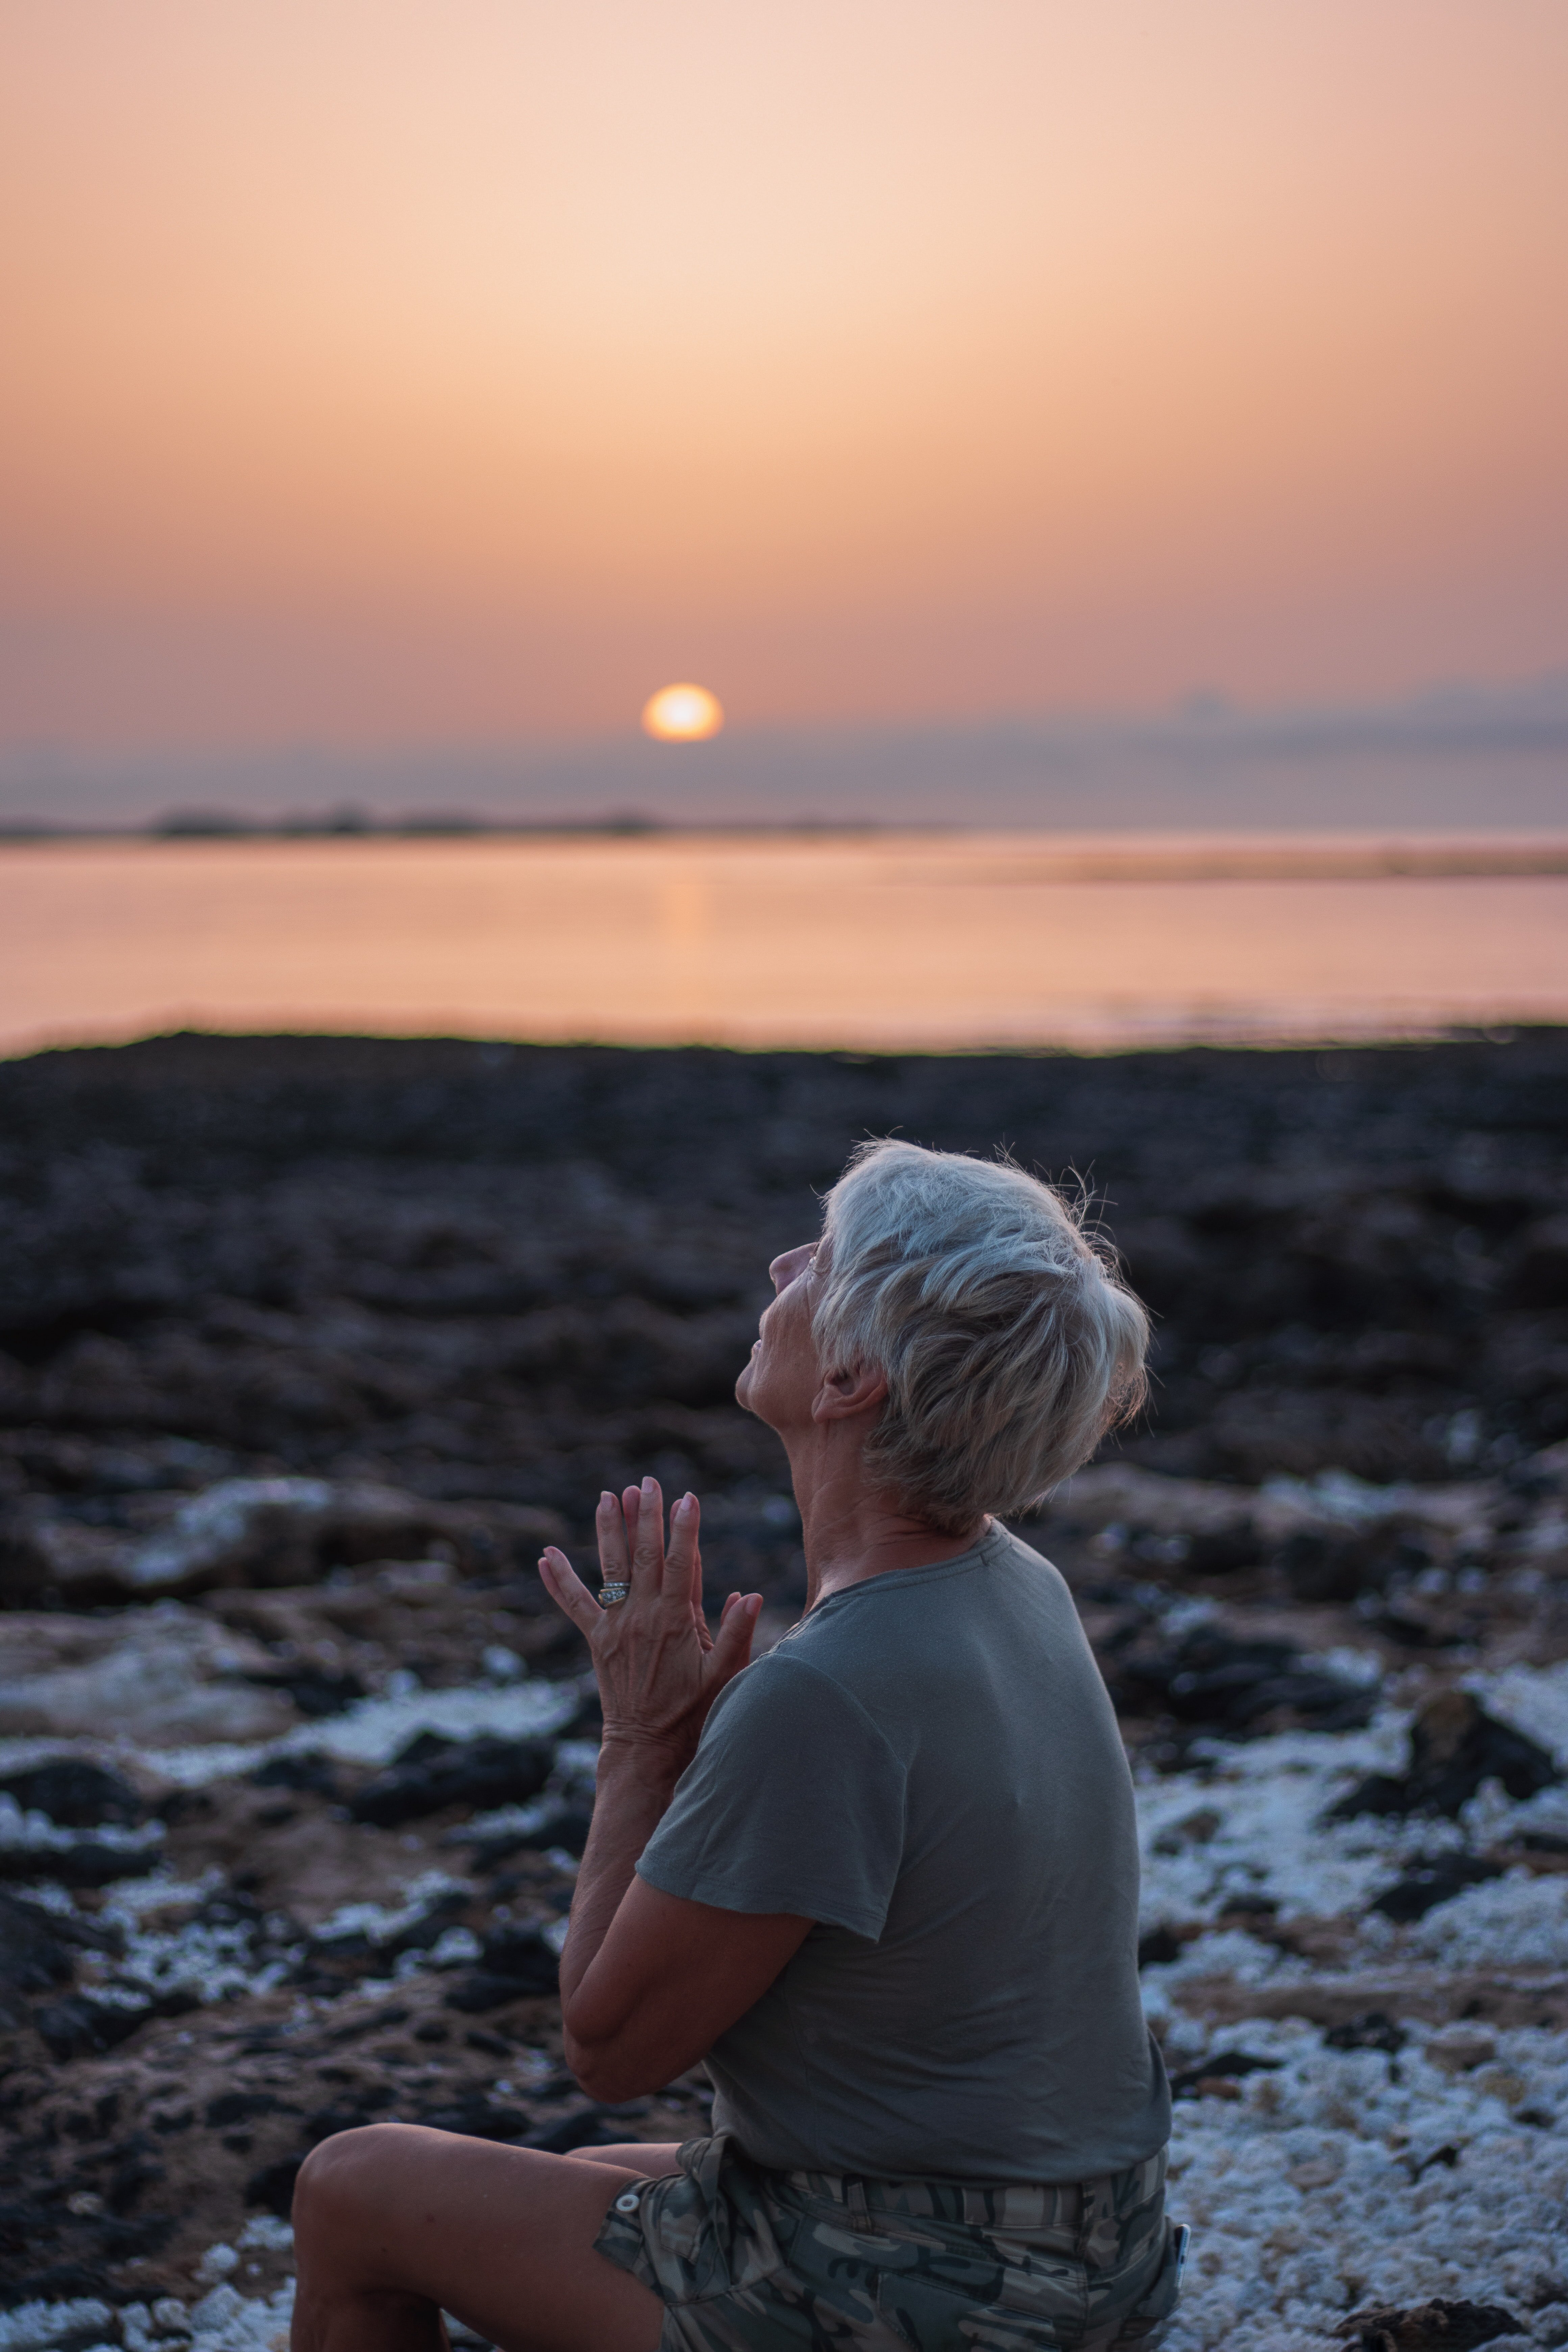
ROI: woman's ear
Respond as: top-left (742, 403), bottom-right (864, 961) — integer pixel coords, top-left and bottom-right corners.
top-left (812, 1361), bottom-right (888, 1424)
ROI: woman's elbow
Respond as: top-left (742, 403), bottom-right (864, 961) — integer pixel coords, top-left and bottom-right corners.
top-left (562, 2028), bottom-right (649, 2106)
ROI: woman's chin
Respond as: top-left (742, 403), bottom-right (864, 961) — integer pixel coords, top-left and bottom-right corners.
top-left (735, 1361), bottom-right (775, 1423)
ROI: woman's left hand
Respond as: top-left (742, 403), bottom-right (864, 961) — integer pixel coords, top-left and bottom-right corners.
top-left (539, 1479), bottom-right (761, 1772)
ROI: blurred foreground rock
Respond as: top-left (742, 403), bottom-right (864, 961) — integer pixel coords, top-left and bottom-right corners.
top-left (0, 1611), bottom-right (292, 1744)
top-left (1333, 2300), bottom-right (1525, 2350)
top-left (2, 1477), bottom-right (564, 1608)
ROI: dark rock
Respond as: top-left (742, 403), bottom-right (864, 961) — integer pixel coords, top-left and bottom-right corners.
top-left (1274, 1526), bottom-right (1399, 1604)
top-left (444, 1924), bottom-right (562, 2007)
top-left (250, 1750), bottom-right (343, 1799)
top-left (1109, 1624), bottom-right (1376, 1737)
top-left (245, 1667), bottom-right (366, 1718)
top-left (0, 1888), bottom-right (121, 2028)
top-left (326, 2003), bottom-right (410, 2041)
top-left (445, 1938), bottom-right (561, 2013)
top-left (412, 2088), bottom-right (530, 2141)
top-left (8, 1030), bottom-right (1568, 1509)
top-left (1371, 1854), bottom-right (1505, 1923)
top-left (377, 1890), bottom-right (469, 1959)
top-left (1361, 1607), bottom-right (1466, 1651)
top-left (93, 1475), bottom-right (557, 1600)
top-left (155, 1786), bottom-right (217, 1824)
top-left (1136, 1925), bottom-right (1187, 1969)
top-left (0, 1838), bottom-right (161, 1888)
top-left (562, 1690), bottom-right (605, 1740)
top-left (1331, 2298), bottom-right (1524, 2349)
top-left (1508, 1214), bottom-right (1568, 1308)
top-left (520, 2107), bottom-right (629, 2153)
top-left (304, 2084), bottom-right (398, 2142)
top-left (0, 1759), bottom-right (143, 1826)
top-left (205, 2090), bottom-right (290, 2128)
top-left (480, 1925), bottom-right (563, 1988)
top-left (102, 2134), bottom-right (166, 2214)
top-left (0, 1888), bottom-right (81, 2001)
top-left (1330, 1691), bottom-right (1560, 1820)
top-left (0, 1892), bottom-right (72, 2030)
top-left (1167, 2049), bottom-right (1283, 2100)
top-left (1324, 2012), bottom-right (1407, 2053)
top-left (34, 1992), bottom-right (152, 2061)
top-left (349, 1732), bottom-right (556, 1827)
top-left (1178, 1526), bottom-right (1260, 1575)
top-left (246, 2156), bottom-right (303, 2219)
top-left (471, 1797), bottom-right (594, 1868)
top-left (540, 1803), bottom-right (593, 1858)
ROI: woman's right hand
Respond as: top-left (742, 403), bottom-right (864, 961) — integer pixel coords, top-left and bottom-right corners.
top-left (539, 1478), bottom-right (761, 1772)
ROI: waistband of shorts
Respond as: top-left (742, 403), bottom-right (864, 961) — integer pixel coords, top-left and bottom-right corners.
top-left (780, 2144), bottom-right (1167, 2234)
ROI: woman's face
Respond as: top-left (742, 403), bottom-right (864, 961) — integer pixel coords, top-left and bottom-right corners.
top-left (735, 1240), bottom-right (824, 1434)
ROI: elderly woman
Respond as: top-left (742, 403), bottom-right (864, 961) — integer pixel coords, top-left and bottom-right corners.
top-left (291, 1142), bottom-right (1180, 2352)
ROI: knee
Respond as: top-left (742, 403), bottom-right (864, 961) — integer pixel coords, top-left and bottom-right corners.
top-left (292, 2123), bottom-right (418, 2250)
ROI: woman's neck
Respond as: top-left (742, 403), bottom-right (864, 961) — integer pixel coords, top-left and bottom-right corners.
top-left (786, 1440), bottom-right (988, 1609)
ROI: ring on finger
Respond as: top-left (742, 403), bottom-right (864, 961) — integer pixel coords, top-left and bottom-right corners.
top-left (599, 1582), bottom-right (631, 1606)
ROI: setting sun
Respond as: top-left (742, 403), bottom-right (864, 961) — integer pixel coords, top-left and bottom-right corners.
top-left (642, 684), bottom-right (725, 743)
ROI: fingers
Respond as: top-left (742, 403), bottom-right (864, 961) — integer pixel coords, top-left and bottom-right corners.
top-left (630, 1476), bottom-right (665, 1591)
top-left (594, 1481), bottom-right (693, 1605)
top-left (710, 1590), bottom-right (763, 1683)
top-left (666, 1490), bottom-right (700, 1607)
top-left (596, 1491), bottom-right (630, 1584)
top-left (537, 1548), bottom-right (603, 1640)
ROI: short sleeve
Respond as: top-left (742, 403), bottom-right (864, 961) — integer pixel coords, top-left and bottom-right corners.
top-left (636, 1652), bottom-right (906, 1940)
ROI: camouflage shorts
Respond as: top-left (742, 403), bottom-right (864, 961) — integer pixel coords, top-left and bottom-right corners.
top-left (593, 2132), bottom-right (1184, 2352)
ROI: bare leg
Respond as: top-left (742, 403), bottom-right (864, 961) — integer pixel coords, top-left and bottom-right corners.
top-left (290, 2123), bottom-right (667, 2352)
top-left (563, 2141), bottom-right (684, 2174)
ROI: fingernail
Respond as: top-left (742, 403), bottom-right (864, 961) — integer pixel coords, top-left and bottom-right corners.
top-left (642, 1475), bottom-right (655, 1492)
top-left (675, 1493), bottom-right (695, 1519)
top-left (599, 1491), bottom-right (613, 1506)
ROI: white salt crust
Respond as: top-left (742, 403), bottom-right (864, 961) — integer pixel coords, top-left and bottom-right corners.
top-left (137, 1672), bottom-right (587, 1786)
top-left (1160, 2020), bottom-right (1568, 2350)
top-left (0, 1672), bottom-right (588, 1792)
top-left (1136, 1659), bottom-right (1568, 1989)
top-left (7, 1663), bottom-right (1568, 2345)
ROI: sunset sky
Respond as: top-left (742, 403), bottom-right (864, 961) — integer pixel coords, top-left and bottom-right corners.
top-left (2, 1), bottom-right (1566, 759)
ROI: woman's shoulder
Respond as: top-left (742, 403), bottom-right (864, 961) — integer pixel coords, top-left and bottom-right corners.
top-left (697, 1639), bottom-right (905, 1773)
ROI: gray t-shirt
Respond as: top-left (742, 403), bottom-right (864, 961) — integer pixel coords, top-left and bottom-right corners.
top-left (637, 1521), bottom-right (1170, 2183)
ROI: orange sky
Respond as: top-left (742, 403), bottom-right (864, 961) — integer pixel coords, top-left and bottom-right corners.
top-left (2, 0), bottom-right (1566, 749)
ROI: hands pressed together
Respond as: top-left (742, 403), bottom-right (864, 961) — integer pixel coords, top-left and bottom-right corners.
top-left (539, 1478), bottom-right (763, 1773)
top-left (536, 1482), bottom-right (808, 2103)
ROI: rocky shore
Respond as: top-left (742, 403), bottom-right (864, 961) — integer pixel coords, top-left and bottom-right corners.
top-left (2, 1030), bottom-right (1567, 2350)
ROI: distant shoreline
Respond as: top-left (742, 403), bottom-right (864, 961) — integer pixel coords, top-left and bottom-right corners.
top-left (3, 821), bottom-right (1568, 883)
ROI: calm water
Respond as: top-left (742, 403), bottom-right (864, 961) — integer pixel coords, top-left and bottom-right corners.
top-left (3, 833), bottom-right (1567, 1056)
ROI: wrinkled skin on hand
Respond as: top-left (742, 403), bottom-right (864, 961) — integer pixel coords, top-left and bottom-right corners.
top-left (539, 1478), bottom-right (760, 1772)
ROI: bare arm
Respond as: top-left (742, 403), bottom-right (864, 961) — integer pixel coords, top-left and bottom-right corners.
top-left (540, 1481), bottom-right (812, 2103)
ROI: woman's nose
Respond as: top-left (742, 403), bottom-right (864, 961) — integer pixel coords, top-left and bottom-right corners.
top-left (769, 1244), bottom-right (813, 1291)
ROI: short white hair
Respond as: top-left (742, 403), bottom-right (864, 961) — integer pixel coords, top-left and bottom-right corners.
top-left (813, 1140), bottom-right (1149, 1535)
